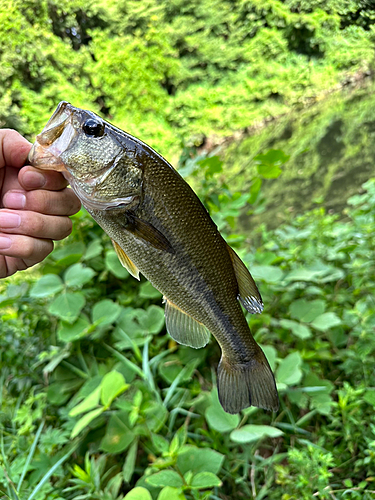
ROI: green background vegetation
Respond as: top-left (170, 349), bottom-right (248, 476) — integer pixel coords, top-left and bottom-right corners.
top-left (1, 1), bottom-right (375, 499)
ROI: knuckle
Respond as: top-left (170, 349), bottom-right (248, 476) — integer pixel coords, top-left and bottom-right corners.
top-left (22, 239), bottom-right (36, 259)
top-left (55, 217), bottom-right (73, 240)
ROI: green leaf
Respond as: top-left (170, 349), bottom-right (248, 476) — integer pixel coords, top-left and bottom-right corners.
top-left (139, 281), bottom-right (162, 299)
top-left (254, 149), bottom-right (289, 166)
top-left (48, 292), bottom-right (86, 324)
top-left (71, 407), bottom-right (104, 438)
top-left (289, 299), bottom-right (326, 323)
top-left (177, 445), bottom-right (224, 475)
top-left (69, 385), bottom-right (102, 417)
top-left (29, 274), bottom-right (64, 298)
top-left (205, 389), bottom-right (240, 433)
top-left (249, 177), bottom-right (262, 204)
top-left (311, 312), bottom-right (341, 331)
top-left (124, 487), bottom-right (152, 500)
top-left (100, 414), bottom-right (134, 454)
top-left (279, 319), bottom-right (312, 339)
top-left (251, 265), bottom-right (283, 282)
top-left (64, 263), bottom-right (96, 288)
top-left (84, 239), bottom-right (103, 260)
top-left (92, 299), bottom-right (122, 326)
top-left (364, 389), bottom-right (375, 407)
top-left (190, 472), bottom-right (222, 489)
top-left (284, 268), bottom-right (324, 282)
top-left (261, 344), bottom-right (277, 371)
top-left (52, 242), bottom-right (85, 265)
top-left (230, 424), bottom-right (283, 443)
top-left (123, 439), bottom-right (138, 483)
top-left (101, 370), bottom-right (129, 407)
top-left (157, 486), bottom-right (185, 500)
top-left (257, 164), bottom-right (282, 179)
top-left (146, 470), bottom-right (184, 488)
top-left (137, 305), bottom-right (165, 334)
top-left (57, 316), bottom-right (91, 343)
top-left (106, 249), bottom-right (129, 278)
top-left (277, 352), bottom-right (303, 386)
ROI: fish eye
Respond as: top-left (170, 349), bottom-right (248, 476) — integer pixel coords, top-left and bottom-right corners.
top-left (82, 119), bottom-right (104, 137)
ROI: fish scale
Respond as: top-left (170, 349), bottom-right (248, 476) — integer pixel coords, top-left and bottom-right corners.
top-left (28, 101), bottom-right (279, 414)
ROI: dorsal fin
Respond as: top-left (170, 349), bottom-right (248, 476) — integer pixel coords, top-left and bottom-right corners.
top-left (226, 244), bottom-right (263, 314)
top-left (112, 240), bottom-right (140, 280)
top-left (164, 298), bottom-right (210, 349)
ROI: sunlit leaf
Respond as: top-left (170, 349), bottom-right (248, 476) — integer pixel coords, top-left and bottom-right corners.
top-left (289, 299), bottom-right (326, 323)
top-left (92, 299), bottom-right (122, 326)
top-left (311, 312), bottom-right (341, 331)
top-left (64, 263), bottom-right (96, 288)
top-left (124, 487), bottom-right (152, 500)
top-left (277, 352), bottom-right (303, 386)
top-left (105, 249), bottom-right (130, 278)
top-left (69, 385), bottom-right (101, 417)
top-left (29, 274), bottom-right (64, 298)
top-left (230, 425), bottom-right (283, 443)
top-left (146, 470), bottom-right (184, 488)
top-left (205, 390), bottom-right (240, 433)
top-left (48, 292), bottom-right (85, 324)
top-left (279, 319), bottom-right (312, 339)
top-left (101, 371), bottom-right (129, 407)
top-left (190, 472), bottom-right (222, 489)
top-left (71, 407), bottom-right (104, 438)
top-left (177, 445), bottom-right (224, 475)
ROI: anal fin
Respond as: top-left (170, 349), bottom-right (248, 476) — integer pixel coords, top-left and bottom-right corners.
top-left (227, 244), bottom-right (263, 314)
top-left (164, 298), bottom-right (210, 349)
top-left (112, 240), bottom-right (140, 280)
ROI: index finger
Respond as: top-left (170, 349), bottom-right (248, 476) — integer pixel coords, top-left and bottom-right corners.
top-left (0, 129), bottom-right (32, 169)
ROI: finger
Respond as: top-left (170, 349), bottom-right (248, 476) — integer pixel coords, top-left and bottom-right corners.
top-left (0, 210), bottom-right (72, 240)
top-left (18, 165), bottom-right (69, 191)
top-left (3, 187), bottom-right (81, 216)
top-left (0, 129), bottom-right (31, 169)
top-left (0, 255), bottom-right (28, 279)
top-left (0, 233), bottom-right (53, 262)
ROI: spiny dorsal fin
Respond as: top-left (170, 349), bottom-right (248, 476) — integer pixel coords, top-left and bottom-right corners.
top-left (124, 214), bottom-right (175, 254)
top-left (164, 298), bottom-right (210, 349)
top-left (226, 244), bottom-right (263, 314)
top-left (112, 240), bottom-right (140, 280)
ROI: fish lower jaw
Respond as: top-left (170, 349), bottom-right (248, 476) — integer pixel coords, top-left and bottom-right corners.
top-left (28, 142), bottom-right (67, 172)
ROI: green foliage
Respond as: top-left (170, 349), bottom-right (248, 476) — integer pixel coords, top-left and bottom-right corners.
top-left (1, 0), bottom-right (374, 151)
top-left (1, 147), bottom-right (375, 497)
top-left (1, 1), bottom-right (375, 496)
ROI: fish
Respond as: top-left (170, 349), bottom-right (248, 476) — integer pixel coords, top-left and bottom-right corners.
top-left (28, 101), bottom-right (279, 414)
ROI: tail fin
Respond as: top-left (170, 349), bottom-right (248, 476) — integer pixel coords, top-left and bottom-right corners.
top-left (217, 349), bottom-right (279, 414)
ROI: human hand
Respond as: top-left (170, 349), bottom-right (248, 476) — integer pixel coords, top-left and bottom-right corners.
top-left (0, 129), bottom-right (81, 278)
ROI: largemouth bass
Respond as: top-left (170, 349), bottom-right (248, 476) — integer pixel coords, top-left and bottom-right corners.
top-left (28, 101), bottom-right (279, 414)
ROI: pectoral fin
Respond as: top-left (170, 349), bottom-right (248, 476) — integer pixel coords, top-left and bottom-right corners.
top-left (124, 214), bottom-right (175, 254)
top-left (112, 240), bottom-right (140, 280)
top-left (164, 298), bottom-right (210, 349)
top-left (227, 244), bottom-right (263, 314)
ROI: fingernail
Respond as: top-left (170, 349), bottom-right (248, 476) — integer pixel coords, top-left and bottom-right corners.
top-left (0, 236), bottom-right (12, 249)
top-left (23, 171), bottom-right (46, 189)
top-left (0, 213), bottom-right (21, 228)
top-left (3, 191), bottom-right (26, 209)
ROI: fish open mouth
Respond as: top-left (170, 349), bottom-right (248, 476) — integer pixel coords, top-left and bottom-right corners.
top-left (28, 101), bottom-right (77, 172)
